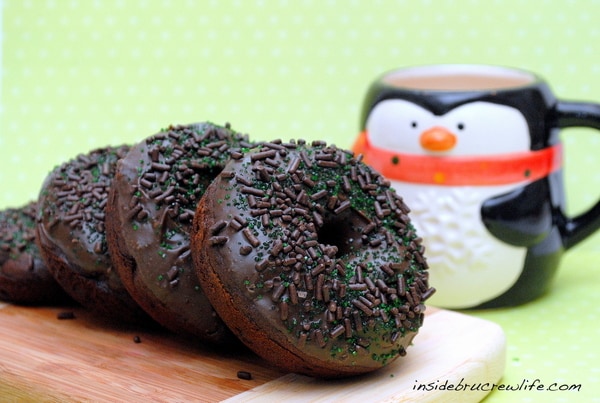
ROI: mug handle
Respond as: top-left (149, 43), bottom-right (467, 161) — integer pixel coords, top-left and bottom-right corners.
top-left (556, 101), bottom-right (600, 249)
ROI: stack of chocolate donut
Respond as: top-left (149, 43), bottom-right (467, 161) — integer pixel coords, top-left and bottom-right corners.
top-left (0, 122), bottom-right (434, 378)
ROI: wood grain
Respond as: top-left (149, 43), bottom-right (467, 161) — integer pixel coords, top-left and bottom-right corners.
top-left (0, 303), bottom-right (505, 402)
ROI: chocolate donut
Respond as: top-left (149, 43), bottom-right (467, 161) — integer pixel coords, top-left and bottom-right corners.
top-left (192, 140), bottom-right (434, 378)
top-left (0, 201), bottom-right (71, 305)
top-left (36, 145), bottom-right (151, 324)
top-left (106, 122), bottom-right (252, 344)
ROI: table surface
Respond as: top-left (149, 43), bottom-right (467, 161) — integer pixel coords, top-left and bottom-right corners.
top-left (463, 246), bottom-right (600, 403)
top-left (0, 305), bottom-right (505, 403)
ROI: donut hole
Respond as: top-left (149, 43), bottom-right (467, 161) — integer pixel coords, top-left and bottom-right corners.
top-left (317, 213), bottom-right (362, 257)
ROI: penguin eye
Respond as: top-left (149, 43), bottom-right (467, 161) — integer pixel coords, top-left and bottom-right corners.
top-left (457, 123), bottom-right (465, 130)
top-left (411, 121), bottom-right (418, 129)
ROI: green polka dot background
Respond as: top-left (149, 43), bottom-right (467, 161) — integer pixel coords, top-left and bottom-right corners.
top-left (1, 1), bottom-right (599, 402)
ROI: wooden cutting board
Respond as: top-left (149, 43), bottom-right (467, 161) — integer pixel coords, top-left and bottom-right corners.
top-left (0, 303), bottom-right (505, 402)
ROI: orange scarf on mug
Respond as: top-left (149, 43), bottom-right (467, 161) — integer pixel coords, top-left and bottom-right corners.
top-left (352, 131), bottom-right (563, 186)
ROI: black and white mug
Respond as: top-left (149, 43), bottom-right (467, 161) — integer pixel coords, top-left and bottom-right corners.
top-left (354, 64), bottom-right (600, 308)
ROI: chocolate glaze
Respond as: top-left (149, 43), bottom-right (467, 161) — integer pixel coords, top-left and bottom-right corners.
top-left (0, 201), bottom-right (71, 305)
top-left (36, 145), bottom-right (151, 324)
top-left (106, 122), bottom-right (252, 344)
top-left (192, 140), bottom-right (434, 378)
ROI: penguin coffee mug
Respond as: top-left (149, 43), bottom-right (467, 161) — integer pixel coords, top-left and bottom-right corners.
top-left (353, 64), bottom-right (600, 309)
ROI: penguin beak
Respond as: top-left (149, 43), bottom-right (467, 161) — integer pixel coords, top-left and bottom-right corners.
top-left (419, 126), bottom-right (457, 152)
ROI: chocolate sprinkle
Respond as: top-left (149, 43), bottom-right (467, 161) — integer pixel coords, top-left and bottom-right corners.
top-left (57, 311), bottom-right (76, 320)
top-left (237, 371), bottom-right (253, 380)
